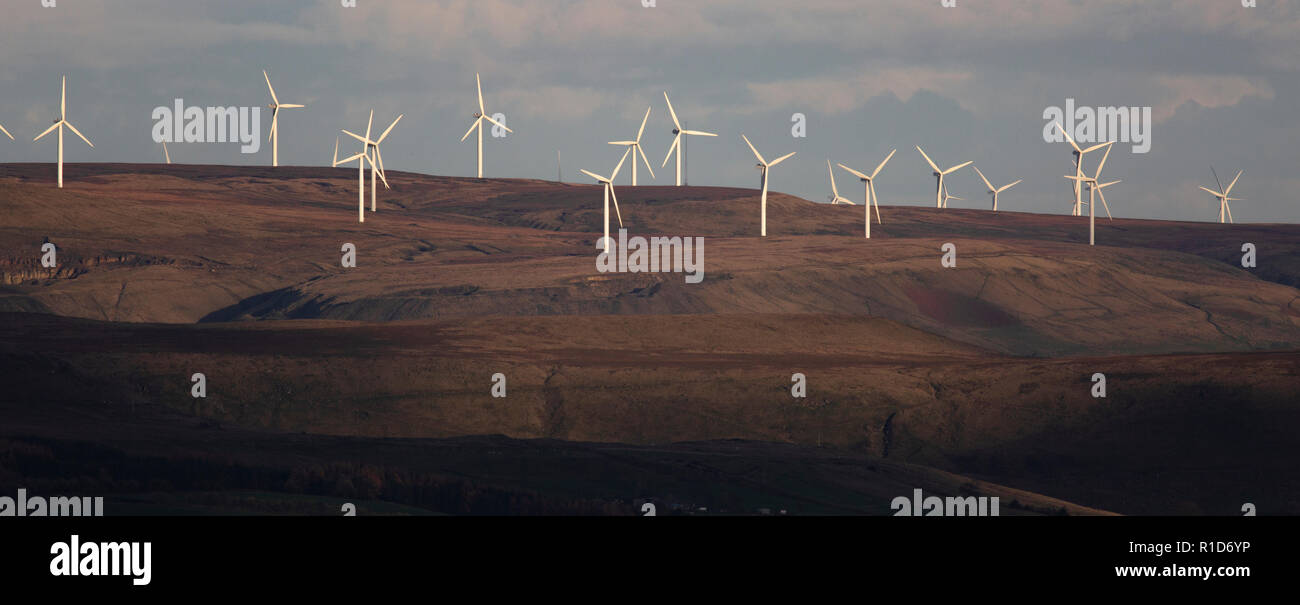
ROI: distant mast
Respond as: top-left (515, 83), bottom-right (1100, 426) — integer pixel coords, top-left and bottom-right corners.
top-left (557, 150), bottom-right (562, 183)
top-left (683, 120), bottom-right (688, 186)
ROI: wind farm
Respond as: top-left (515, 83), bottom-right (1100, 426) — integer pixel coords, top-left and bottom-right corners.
top-left (0, 1), bottom-right (1296, 530)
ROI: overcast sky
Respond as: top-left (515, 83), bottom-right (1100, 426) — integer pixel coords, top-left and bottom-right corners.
top-left (2, 0), bottom-right (1297, 222)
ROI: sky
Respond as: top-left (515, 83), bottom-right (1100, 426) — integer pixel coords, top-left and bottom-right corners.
top-left (2, 0), bottom-right (1297, 222)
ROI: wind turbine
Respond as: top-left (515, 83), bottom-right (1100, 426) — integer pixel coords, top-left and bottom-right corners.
top-left (1064, 144), bottom-right (1119, 246)
top-left (941, 182), bottom-right (964, 207)
top-left (608, 107), bottom-right (656, 186)
top-left (972, 167), bottom-right (1021, 212)
top-left (1199, 168), bottom-right (1243, 224)
top-left (742, 135), bottom-right (795, 237)
top-left (343, 113), bottom-right (402, 214)
top-left (263, 70), bottom-right (305, 167)
top-left (1055, 122), bottom-right (1113, 216)
top-left (662, 92), bottom-right (717, 186)
top-left (838, 149), bottom-right (896, 239)
top-left (33, 76), bottom-right (93, 189)
top-left (580, 148), bottom-right (632, 253)
top-left (916, 146), bottom-right (970, 209)
top-left (335, 111), bottom-right (387, 223)
top-left (460, 73), bottom-right (512, 179)
top-left (826, 160), bottom-right (856, 205)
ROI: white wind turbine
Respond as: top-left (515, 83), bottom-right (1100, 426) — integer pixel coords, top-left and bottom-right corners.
top-left (916, 146), bottom-right (971, 209)
top-left (662, 92), bottom-right (717, 186)
top-left (460, 73), bottom-right (512, 179)
top-left (973, 167), bottom-right (1021, 212)
top-left (1064, 144), bottom-right (1120, 246)
top-left (334, 111), bottom-right (387, 223)
top-left (263, 70), bottom-right (305, 167)
top-left (608, 107), bottom-right (656, 186)
top-left (343, 112), bottom-right (403, 214)
top-left (1199, 168), bottom-right (1243, 224)
top-left (826, 160), bottom-right (856, 205)
top-left (580, 148), bottom-right (632, 253)
top-left (1055, 122), bottom-right (1113, 216)
top-left (941, 182), bottom-right (964, 207)
top-left (33, 76), bottom-right (93, 189)
top-left (742, 135), bottom-right (795, 238)
top-left (838, 149), bottom-right (896, 239)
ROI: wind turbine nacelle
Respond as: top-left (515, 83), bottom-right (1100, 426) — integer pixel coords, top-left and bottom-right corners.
top-left (672, 128), bottom-right (681, 135)
top-left (473, 112), bottom-right (483, 119)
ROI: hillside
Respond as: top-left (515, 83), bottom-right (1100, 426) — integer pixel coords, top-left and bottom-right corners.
top-left (2, 163), bottom-right (1298, 515)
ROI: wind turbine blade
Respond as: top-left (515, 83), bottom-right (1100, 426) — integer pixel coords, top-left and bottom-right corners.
top-left (871, 149), bottom-right (896, 178)
top-left (741, 135), bottom-right (765, 165)
top-left (263, 70), bottom-right (279, 105)
top-left (1198, 186), bottom-right (1221, 196)
top-left (608, 141), bottom-right (637, 146)
top-left (663, 92), bottom-right (681, 130)
top-left (460, 118), bottom-right (481, 142)
top-left (1055, 122), bottom-right (1081, 152)
top-left (364, 110), bottom-right (374, 142)
top-left (34, 122), bottom-right (59, 142)
top-left (61, 76), bottom-right (66, 119)
top-left (610, 147), bottom-right (632, 181)
top-left (163, 141), bottom-right (171, 164)
top-left (768, 151), bottom-right (796, 167)
top-left (372, 154), bottom-right (390, 189)
top-left (333, 137), bottom-right (339, 166)
top-left (1097, 188), bottom-right (1113, 220)
top-left (637, 145), bottom-right (656, 179)
top-left (375, 148), bottom-right (389, 188)
top-left (944, 161), bottom-right (973, 174)
top-left (579, 169), bottom-right (605, 182)
top-left (342, 129), bottom-right (369, 145)
top-left (1225, 170), bottom-right (1243, 196)
top-left (1083, 141), bottom-right (1112, 154)
top-left (973, 166), bottom-right (994, 192)
top-left (827, 160), bottom-right (839, 196)
top-left (0, 123), bottom-right (12, 140)
top-left (482, 114), bottom-right (512, 133)
top-left (681, 130), bottom-right (717, 137)
top-left (916, 146), bottom-right (940, 172)
top-left (377, 115), bottom-right (403, 144)
top-left (837, 163), bottom-right (869, 180)
top-left (662, 135), bottom-right (680, 168)
top-left (609, 185), bottom-right (624, 227)
top-left (1211, 166), bottom-right (1224, 194)
top-left (268, 113), bottom-right (278, 143)
top-left (636, 106), bottom-right (651, 142)
top-left (64, 121), bottom-right (92, 147)
top-left (999, 179), bottom-right (1022, 192)
top-left (340, 152), bottom-right (367, 164)
top-left (476, 73), bottom-right (485, 115)
top-left (1095, 144), bottom-right (1112, 176)
top-left (279, 104), bottom-right (305, 109)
